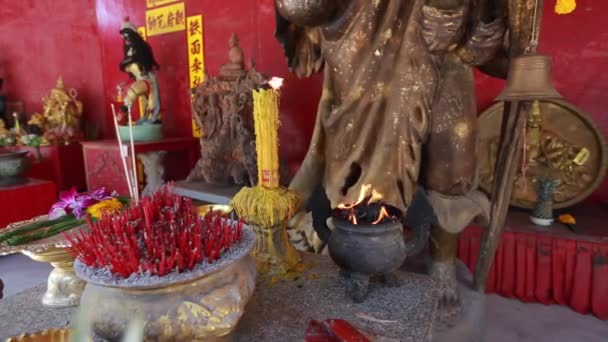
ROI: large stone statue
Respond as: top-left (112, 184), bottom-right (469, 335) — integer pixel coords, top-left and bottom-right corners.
top-left (276, 0), bottom-right (539, 323)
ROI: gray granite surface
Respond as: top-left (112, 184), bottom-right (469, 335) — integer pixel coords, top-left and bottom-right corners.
top-left (0, 284), bottom-right (75, 340)
top-left (174, 181), bottom-right (241, 204)
top-left (0, 254), bottom-right (437, 341)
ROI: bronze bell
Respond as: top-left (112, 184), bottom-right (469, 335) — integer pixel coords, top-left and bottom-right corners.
top-left (496, 54), bottom-right (563, 101)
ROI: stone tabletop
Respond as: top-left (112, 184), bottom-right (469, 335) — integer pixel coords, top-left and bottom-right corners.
top-left (0, 254), bottom-right (437, 341)
top-left (0, 284), bottom-right (73, 340)
top-left (174, 180), bottom-right (241, 205)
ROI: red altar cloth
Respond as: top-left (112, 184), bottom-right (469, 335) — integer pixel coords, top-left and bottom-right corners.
top-left (82, 138), bottom-right (198, 196)
top-left (0, 179), bottom-right (56, 229)
top-left (458, 207), bottom-right (608, 320)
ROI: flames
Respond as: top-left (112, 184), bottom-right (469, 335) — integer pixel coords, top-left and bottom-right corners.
top-left (372, 206), bottom-right (391, 225)
top-left (337, 184), bottom-right (395, 225)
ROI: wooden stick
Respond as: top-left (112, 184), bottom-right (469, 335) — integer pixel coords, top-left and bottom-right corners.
top-left (126, 105), bottom-right (139, 203)
top-left (474, 101), bottom-right (529, 291)
top-left (111, 104), bottom-right (134, 199)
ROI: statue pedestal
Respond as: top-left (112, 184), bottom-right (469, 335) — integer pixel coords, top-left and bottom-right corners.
top-left (117, 124), bottom-right (163, 142)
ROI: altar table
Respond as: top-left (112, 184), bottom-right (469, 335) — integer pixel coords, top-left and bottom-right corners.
top-left (0, 254), bottom-right (437, 341)
top-left (458, 206), bottom-right (608, 320)
top-left (82, 138), bottom-right (198, 196)
top-left (0, 179), bottom-right (56, 229)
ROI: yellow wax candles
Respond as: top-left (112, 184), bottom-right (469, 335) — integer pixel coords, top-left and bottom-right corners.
top-left (232, 78), bottom-right (299, 228)
top-left (253, 86), bottom-right (281, 188)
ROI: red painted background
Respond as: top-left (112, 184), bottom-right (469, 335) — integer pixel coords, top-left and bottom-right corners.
top-left (94, 0), bottom-right (321, 165)
top-left (1, 0), bottom-right (607, 201)
top-left (0, 0), bottom-right (108, 138)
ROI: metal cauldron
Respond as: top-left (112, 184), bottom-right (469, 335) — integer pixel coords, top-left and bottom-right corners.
top-left (329, 210), bottom-right (409, 276)
top-left (326, 189), bottom-right (434, 302)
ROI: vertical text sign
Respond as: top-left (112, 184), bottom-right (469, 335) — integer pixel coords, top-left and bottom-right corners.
top-left (137, 26), bottom-right (147, 41)
top-left (187, 15), bottom-right (205, 138)
top-left (146, 2), bottom-right (186, 37)
top-left (146, 0), bottom-right (179, 8)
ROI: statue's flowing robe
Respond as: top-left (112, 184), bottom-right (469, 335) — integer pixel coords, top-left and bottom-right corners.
top-left (278, 0), bottom-right (504, 219)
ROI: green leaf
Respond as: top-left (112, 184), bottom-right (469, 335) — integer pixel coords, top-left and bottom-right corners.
top-left (0, 216), bottom-right (74, 243)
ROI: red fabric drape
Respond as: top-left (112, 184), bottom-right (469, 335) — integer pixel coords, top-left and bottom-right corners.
top-left (458, 225), bottom-right (608, 320)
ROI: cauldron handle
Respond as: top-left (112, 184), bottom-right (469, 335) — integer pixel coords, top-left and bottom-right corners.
top-left (402, 188), bottom-right (436, 256)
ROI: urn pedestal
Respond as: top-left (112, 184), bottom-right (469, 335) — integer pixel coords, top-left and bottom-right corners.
top-left (22, 247), bottom-right (85, 308)
top-left (251, 222), bottom-right (299, 276)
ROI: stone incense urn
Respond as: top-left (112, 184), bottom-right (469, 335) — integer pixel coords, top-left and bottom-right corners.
top-left (75, 227), bottom-right (256, 341)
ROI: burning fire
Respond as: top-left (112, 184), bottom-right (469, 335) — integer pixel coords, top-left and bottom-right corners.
top-left (337, 184), bottom-right (396, 225)
top-left (372, 206), bottom-right (391, 225)
top-left (268, 77), bottom-right (284, 90)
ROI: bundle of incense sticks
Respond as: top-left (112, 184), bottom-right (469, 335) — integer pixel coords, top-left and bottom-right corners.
top-left (111, 104), bottom-right (139, 203)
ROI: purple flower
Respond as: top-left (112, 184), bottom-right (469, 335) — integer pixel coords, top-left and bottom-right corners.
top-left (49, 187), bottom-right (107, 219)
top-left (88, 187), bottom-right (117, 201)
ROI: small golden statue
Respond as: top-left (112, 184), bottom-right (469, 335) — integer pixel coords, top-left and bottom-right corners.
top-left (28, 77), bottom-right (83, 145)
top-left (0, 120), bottom-right (8, 137)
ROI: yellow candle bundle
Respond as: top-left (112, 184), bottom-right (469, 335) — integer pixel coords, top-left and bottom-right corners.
top-left (232, 82), bottom-right (300, 227)
top-left (253, 87), bottom-right (281, 188)
top-left (232, 80), bottom-right (301, 274)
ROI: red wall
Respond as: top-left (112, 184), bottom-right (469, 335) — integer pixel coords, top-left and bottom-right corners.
top-left (0, 0), bottom-right (108, 137)
top-left (1, 0), bottom-right (607, 201)
top-left (94, 0), bottom-right (321, 164)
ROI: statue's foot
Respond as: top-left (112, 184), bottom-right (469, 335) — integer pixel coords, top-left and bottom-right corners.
top-left (345, 272), bottom-right (369, 303)
top-left (430, 261), bottom-right (463, 328)
top-left (339, 269), bottom-right (351, 279)
top-left (382, 272), bottom-right (401, 287)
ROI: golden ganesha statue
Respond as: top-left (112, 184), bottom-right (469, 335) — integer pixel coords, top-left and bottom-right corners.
top-left (28, 77), bottom-right (83, 144)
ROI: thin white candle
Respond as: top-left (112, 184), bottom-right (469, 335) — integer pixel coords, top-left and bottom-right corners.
top-left (126, 105), bottom-right (139, 203)
top-left (111, 104), bottom-right (134, 199)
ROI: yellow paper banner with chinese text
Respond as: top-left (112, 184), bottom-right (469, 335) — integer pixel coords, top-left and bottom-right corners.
top-left (187, 15), bottom-right (205, 138)
top-left (147, 0), bottom-right (179, 8)
top-left (145, 2), bottom-right (185, 37)
top-left (137, 26), bottom-right (147, 40)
